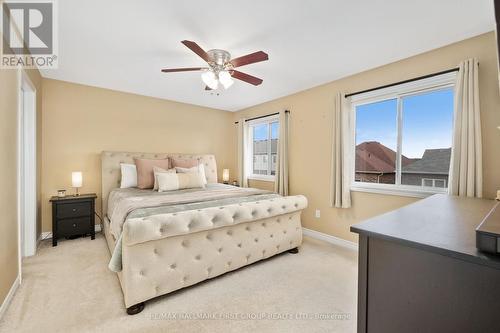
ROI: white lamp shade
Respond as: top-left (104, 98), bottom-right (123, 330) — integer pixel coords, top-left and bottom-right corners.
top-left (218, 71), bottom-right (234, 89)
top-left (222, 169), bottom-right (230, 182)
top-left (72, 172), bottom-right (83, 188)
top-left (201, 70), bottom-right (218, 90)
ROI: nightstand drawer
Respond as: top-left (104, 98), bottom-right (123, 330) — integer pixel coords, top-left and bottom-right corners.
top-left (57, 217), bottom-right (91, 236)
top-left (50, 193), bottom-right (97, 246)
top-left (56, 202), bottom-right (92, 219)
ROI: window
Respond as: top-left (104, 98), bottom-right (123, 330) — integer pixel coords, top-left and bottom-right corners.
top-left (351, 72), bottom-right (455, 197)
top-left (355, 99), bottom-right (397, 185)
top-left (248, 116), bottom-right (279, 179)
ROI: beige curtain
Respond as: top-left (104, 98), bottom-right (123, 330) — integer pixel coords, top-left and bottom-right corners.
top-left (330, 92), bottom-right (352, 208)
top-left (449, 58), bottom-right (482, 198)
top-left (237, 118), bottom-right (249, 187)
top-left (275, 111), bottom-right (289, 195)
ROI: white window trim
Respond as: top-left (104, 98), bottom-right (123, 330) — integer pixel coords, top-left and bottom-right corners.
top-left (349, 71), bottom-right (456, 198)
top-left (350, 182), bottom-right (447, 198)
top-left (246, 114), bottom-right (279, 182)
top-left (247, 174), bottom-right (276, 181)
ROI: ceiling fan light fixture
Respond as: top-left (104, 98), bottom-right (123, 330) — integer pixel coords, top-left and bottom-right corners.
top-left (201, 70), bottom-right (218, 90)
top-left (219, 70), bottom-right (234, 89)
top-left (162, 41), bottom-right (268, 89)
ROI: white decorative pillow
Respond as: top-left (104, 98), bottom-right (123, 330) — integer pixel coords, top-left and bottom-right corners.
top-left (153, 166), bottom-right (176, 191)
top-left (120, 163), bottom-right (137, 188)
top-left (157, 172), bottom-right (205, 192)
top-left (175, 164), bottom-right (207, 185)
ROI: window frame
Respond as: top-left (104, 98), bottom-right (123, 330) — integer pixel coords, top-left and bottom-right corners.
top-left (247, 114), bottom-right (279, 181)
top-left (349, 72), bottom-right (456, 198)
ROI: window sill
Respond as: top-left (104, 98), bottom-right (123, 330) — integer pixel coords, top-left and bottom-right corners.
top-left (247, 175), bottom-right (275, 182)
top-left (350, 183), bottom-right (447, 198)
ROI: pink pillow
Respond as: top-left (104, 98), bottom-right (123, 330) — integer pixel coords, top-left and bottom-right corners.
top-left (134, 157), bottom-right (170, 189)
top-left (171, 157), bottom-right (199, 168)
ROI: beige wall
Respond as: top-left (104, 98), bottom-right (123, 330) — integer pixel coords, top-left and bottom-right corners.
top-left (41, 79), bottom-right (236, 232)
top-left (248, 179), bottom-right (275, 191)
top-left (0, 47), bottom-right (43, 306)
top-left (235, 32), bottom-right (500, 242)
top-left (0, 67), bottom-right (20, 312)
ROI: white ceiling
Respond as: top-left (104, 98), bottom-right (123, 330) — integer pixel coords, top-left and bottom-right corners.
top-left (41, 0), bottom-right (495, 111)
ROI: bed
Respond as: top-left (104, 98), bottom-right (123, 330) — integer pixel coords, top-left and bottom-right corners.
top-left (101, 151), bottom-right (308, 314)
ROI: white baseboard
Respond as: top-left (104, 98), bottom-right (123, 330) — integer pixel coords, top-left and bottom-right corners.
top-left (40, 224), bottom-right (102, 241)
top-left (302, 228), bottom-right (358, 251)
top-left (0, 275), bottom-right (20, 320)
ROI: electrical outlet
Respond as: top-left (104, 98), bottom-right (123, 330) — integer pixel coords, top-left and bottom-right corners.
top-left (315, 209), bottom-right (321, 218)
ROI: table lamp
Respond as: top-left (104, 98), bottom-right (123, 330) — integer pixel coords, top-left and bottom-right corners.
top-left (72, 171), bottom-right (82, 196)
top-left (222, 169), bottom-right (230, 184)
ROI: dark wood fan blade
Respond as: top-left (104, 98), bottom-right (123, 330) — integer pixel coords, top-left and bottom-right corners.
top-left (230, 70), bottom-right (263, 86)
top-left (181, 40), bottom-right (210, 63)
top-left (161, 67), bottom-right (206, 73)
top-left (230, 51), bottom-right (268, 68)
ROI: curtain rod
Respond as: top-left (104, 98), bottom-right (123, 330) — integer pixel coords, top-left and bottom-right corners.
top-left (234, 110), bottom-right (290, 124)
top-left (344, 67), bottom-right (460, 98)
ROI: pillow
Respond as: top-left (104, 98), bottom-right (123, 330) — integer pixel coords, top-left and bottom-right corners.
top-left (120, 163), bottom-right (137, 188)
top-left (134, 157), bottom-right (170, 189)
top-left (153, 166), bottom-right (176, 191)
top-left (157, 172), bottom-right (205, 192)
top-left (175, 164), bottom-right (207, 185)
top-left (171, 157), bottom-right (199, 169)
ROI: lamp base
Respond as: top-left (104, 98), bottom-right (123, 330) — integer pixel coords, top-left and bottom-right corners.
top-left (74, 187), bottom-right (80, 196)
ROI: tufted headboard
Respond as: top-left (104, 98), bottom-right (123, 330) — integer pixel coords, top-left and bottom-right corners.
top-left (101, 151), bottom-right (218, 217)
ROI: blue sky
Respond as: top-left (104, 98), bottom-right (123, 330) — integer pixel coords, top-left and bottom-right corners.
top-left (253, 122), bottom-right (279, 141)
top-left (355, 88), bottom-right (454, 158)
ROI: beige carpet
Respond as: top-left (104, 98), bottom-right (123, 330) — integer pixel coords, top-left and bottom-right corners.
top-left (0, 233), bottom-right (357, 333)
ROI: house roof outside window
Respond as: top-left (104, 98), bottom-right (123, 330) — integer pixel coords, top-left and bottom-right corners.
top-left (402, 148), bottom-right (451, 174)
top-left (356, 141), bottom-right (451, 175)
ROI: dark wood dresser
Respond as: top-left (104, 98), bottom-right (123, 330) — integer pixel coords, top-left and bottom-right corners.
top-left (50, 193), bottom-right (97, 246)
top-left (351, 194), bottom-right (500, 333)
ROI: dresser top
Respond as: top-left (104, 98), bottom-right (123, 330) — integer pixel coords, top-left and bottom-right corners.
top-left (50, 193), bottom-right (97, 202)
top-left (351, 194), bottom-right (500, 269)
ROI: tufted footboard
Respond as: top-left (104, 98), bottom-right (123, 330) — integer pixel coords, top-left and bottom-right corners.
top-left (104, 195), bottom-right (307, 308)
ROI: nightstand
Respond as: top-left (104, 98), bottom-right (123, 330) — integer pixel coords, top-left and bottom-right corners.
top-left (50, 193), bottom-right (97, 246)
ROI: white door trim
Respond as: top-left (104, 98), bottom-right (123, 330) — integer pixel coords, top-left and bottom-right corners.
top-left (17, 68), bottom-right (37, 282)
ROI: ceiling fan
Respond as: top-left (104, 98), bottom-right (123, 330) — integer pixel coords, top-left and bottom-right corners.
top-left (161, 40), bottom-right (268, 90)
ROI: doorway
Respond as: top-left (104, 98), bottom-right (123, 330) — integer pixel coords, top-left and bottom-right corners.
top-left (17, 69), bottom-right (37, 271)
